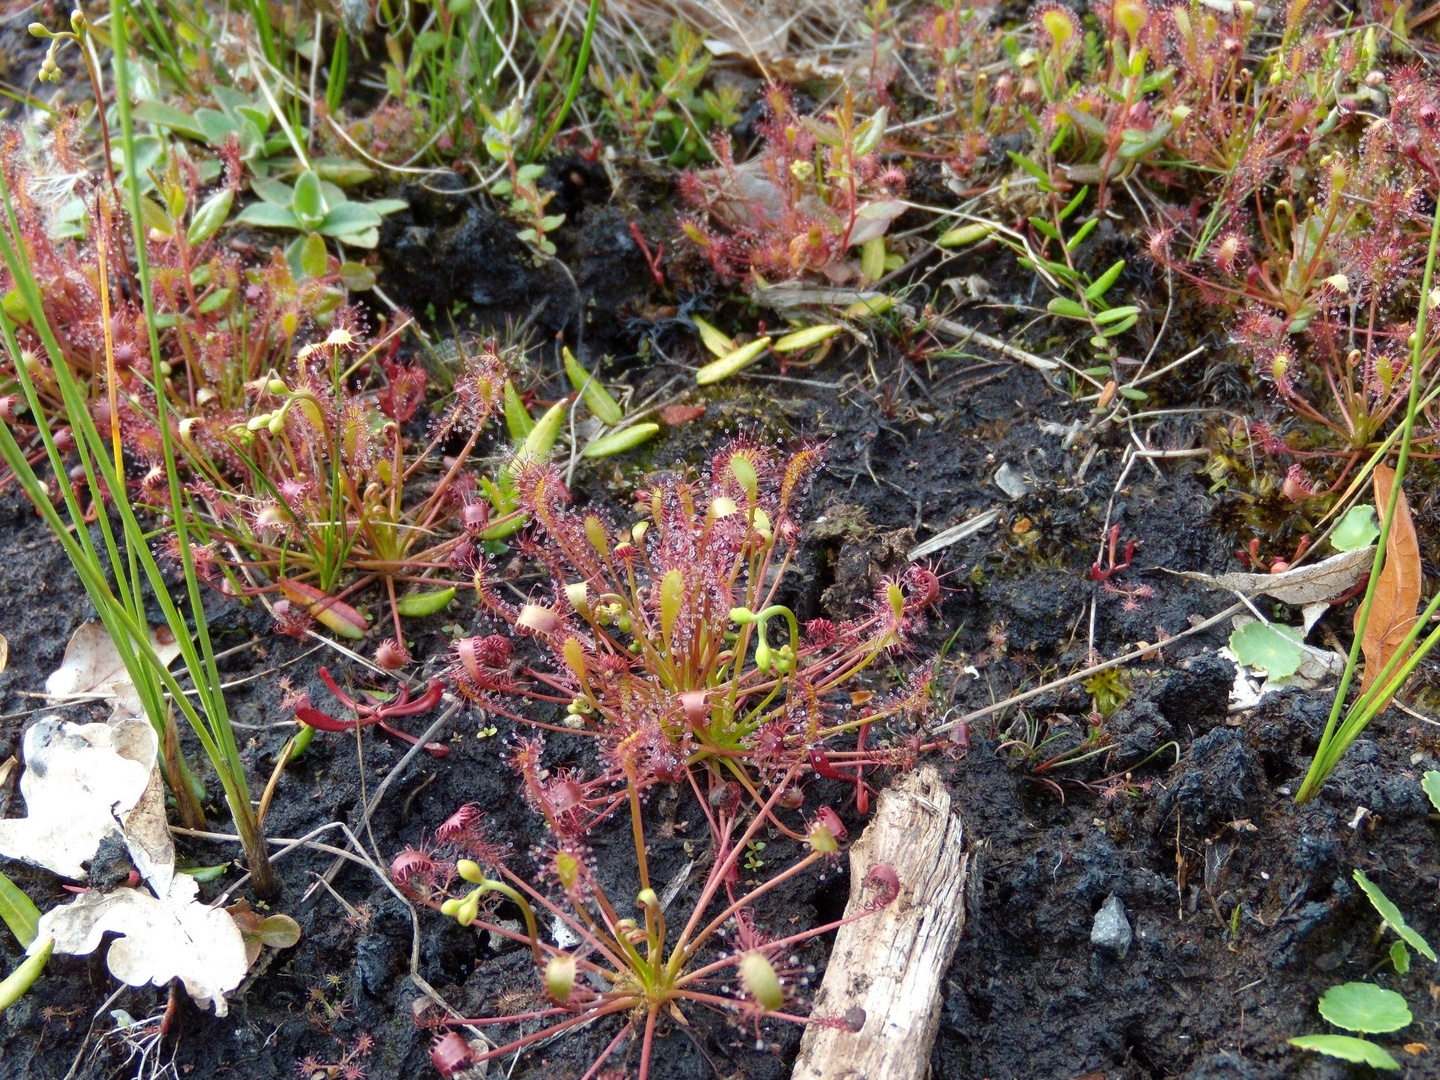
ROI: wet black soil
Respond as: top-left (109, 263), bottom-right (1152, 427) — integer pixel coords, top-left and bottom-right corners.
top-left (1, 157), bottom-right (1438, 1080)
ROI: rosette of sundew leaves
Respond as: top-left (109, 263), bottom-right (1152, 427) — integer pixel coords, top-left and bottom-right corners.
top-left (1290, 982), bottom-right (1412, 1070)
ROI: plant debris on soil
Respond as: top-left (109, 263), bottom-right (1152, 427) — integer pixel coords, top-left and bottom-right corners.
top-left (4, 0), bottom-right (1440, 1077)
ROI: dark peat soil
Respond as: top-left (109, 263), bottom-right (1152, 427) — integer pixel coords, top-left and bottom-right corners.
top-left (0, 171), bottom-right (1436, 1080)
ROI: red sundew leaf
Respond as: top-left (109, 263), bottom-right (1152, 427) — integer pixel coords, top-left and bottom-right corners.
top-left (294, 705), bottom-right (358, 732)
top-left (659, 404), bottom-right (707, 426)
top-left (1358, 465), bottom-right (1423, 703)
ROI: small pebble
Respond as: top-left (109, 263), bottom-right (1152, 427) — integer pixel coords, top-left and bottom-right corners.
top-left (1091, 893), bottom-right (1133, 959)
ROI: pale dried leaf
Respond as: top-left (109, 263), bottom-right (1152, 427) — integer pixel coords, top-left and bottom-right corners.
top-left (32, 873), bottom-right (248, 1014)
top-left (1166, 547), bottom-right (1373, 606)
top-left (1359, 466), bottom-right (1423, 697)
top-left (45, 622), bottom-right (181, 716)
top-left (122, 760), bottom-right (175, 897)
top-left (0, 718), bottom-right (156, 880)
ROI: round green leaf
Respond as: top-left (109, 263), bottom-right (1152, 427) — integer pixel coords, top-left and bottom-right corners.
top-left (1289, 1034), bottom-right (1400, 1070)
top-left (1331, 504), bottom-right (1380, 552)
top-left (1228, 621), bottom-right (1304, 678)
top-left (1318, 982), bottom-right (1411, 1034)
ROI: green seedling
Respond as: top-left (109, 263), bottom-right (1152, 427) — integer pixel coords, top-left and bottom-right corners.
top-left (1354, 869), bottom-right (1436, 964)
top-left (1291, 982), bottom-right (1409, 1071)
top-left (236, 169), bottom-right (407, 251)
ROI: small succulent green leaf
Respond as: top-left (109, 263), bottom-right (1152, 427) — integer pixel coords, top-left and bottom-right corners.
top-left (291, 170), bottom-right (326, 230)
top-left (1228, 621), bottom-right (1304, 678)
top-left (1046, 297), bottom-right (1088, 319)
top-left (235, 202), bottom-right (301, 230)
top-left (696, 337), bottom-right (772, 385)
top-left (564, 348), bottom-right (623, 425)
top-left (860, 236), bottom-right (886, 281)
top-left (772, 324), bottom-right (842, 353)
top-left (332, 228), bottom-right (379, 249)
top-left (256, 913), bottom-right (301, 949)
top-left (299, 232), bottom-right (328, 280)
top-left (1354, 870), bottom-right (1437, 961)
top-left (186, 187), bottom-right (234, 246)
top-left (250, 177), bottom-right (294, 205)
top-left (396, 587), bottom-right (456, 617)
top-left (692, 316), bottom-right (735, 359)
top-left (193, 107), bottom-right (238, 146)
top-left (338, 261), bottom-right (376, 291)
top-left (582, 423), bottom-right (660, 458)
top-left (312, 158), bottom-right (376, 186)
top-left (1085, 259), bottom-right (1126, 301)
top-left (132, 100), bottom-right (208, 141)
top-left (513, 401), bottom-right (567, 469)
top-left (1332, 504), bottom-right (1381, 552)
top-left (178, 863), bottom-right (230, 882)
top-left (1318, 982), bottom-right (1412, 1034)
top-left (367, 198), bottom-right (410, 216)
top-left (317, 202), bottom-right (382, 237)
top-left (1094, 305), bottom-right (1141, 324)
top-left (0, 870), bottom-right (40, 947)
top-left (503, 380), bottom-right (534, 441)
top-left (1288, 1034), bottom-right (1400, 1070)
top-left (937, 222), bottom-right (994, 247)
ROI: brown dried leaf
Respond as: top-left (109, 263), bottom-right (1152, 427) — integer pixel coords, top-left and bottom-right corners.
top-left (1164, 547), bottom-right (1373, 606)
top-left (1357, 465), bottom-right (1423, 697)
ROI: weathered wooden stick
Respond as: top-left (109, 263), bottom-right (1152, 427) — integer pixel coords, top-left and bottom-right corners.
top-left (791, 765), bottom-right (966, 1080)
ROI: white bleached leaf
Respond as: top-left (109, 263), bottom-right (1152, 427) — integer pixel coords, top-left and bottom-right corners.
top-left (32, 873), bottom-right (248, 1015)
top-left (0, 718), bottom-right (157, 880)
top-left (45, 622), bottom-right (181, 716)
